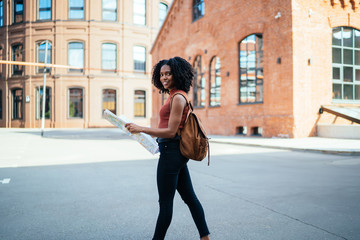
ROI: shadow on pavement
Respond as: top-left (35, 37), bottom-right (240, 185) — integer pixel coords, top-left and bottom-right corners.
top-left (16, 128), bottom-right (131, 140)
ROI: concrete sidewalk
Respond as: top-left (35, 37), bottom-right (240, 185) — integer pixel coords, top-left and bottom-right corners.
top-left (209, 135), bottom-right (360, 155)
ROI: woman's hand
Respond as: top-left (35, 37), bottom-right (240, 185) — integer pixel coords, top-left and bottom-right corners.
top-left (125, 123), bottom-right (143, 134)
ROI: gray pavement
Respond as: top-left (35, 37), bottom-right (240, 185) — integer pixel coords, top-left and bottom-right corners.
top-left (0, 128), bottom-right (360, 240)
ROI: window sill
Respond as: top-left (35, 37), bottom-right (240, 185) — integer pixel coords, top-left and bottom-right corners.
top-left (193, 106), bottom-right (205, 109)
top-left (209, 105), bottom-right (221, 108)
top-left (237, 101), bottom-right (264, 106)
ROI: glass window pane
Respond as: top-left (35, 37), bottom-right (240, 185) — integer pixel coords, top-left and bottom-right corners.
top-left (355, 85), bottom-right (360, 100)
top-left (343, 67), bottom-right (353, 82)
top-left (133, 46), bottom-right (146, 71)
top-left (343, 28), bottom-right (353, 47)
top-left (69, 0), bottom-right (84, 19)
top-left (38, 0), bottom-right (51, 20)
top-left (102, 43), bottom-right (117, 71)
top-left (12, 89), bottom-right (23, 119)
top-left (37, 41), bottom-right (52, 73)
top-left (134, 90), bottom-right (146, 117)
top-left (103, 0), bottom-right (117, 21)
top-left (102, 89), bottom-right (116, 115)
top-left (333, 67), bottom-right (340, 80)
top-left (332, 48), bottom-right (341, 64)
top-left (36, 87), bottom-right (51, 119)
top-left (333, 84), bottom-right (342, 99)
top-left (12, 44), bottom-right (23, 75)
top-left (0, 0), bottom-right (3, 27)
top-left (14, 0), bottom-right (23, 23)
top-left (159, 2), bottom-right (168, 26)
top-left (355, 30), bottom-right (360, 48)
top-left (356, 69), bottom-right (360, 81)
top-left (355, 50), bottom-right (360, 66)
top-left (68, 42), bottom-right (84, 70)
top-left (69, 88), bottom-right (83, 118)
top-left (133, 0), bottom-right (146, 25)
top-left (332, 27), bottom-right (342, 46)
top-left (343, 49), bottom-right (353, 65)
top-left (344, 84), bottom-right (353, 100)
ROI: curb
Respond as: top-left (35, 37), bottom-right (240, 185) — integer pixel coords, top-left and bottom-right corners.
top-left (209, 140), bottom-right (360, 156)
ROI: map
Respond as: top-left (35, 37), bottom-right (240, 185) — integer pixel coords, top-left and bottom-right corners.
top-left (103, 109), bottom-right (159, 155)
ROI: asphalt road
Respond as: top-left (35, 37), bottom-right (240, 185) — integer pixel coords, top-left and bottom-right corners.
top-left (0, 129), bottom-right (360, 240)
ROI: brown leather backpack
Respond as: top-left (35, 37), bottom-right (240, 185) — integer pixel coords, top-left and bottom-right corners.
top-left (171, 93), bottom-right (210, 165)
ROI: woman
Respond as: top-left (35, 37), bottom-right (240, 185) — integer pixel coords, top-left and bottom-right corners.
top-left (125, 57), bottom-right (210, 240)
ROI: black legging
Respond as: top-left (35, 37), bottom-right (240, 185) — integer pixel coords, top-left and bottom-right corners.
top-left (152, 138), bottom-right (210, 240)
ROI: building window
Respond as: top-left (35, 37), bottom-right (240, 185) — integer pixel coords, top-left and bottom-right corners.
top-left (239, 34), bottom-right (264, 104)
top-left (102, 89), bottom-right (116, 115)
top-left (36, 87), bottom-right (51, 119)
top-left (209, 56), bottom-right (221, 106)
top-left (12, 44), bottom-right (23, 75)
top-left (13, 0), bottom-right (23, 23)
top-left (192, 0), bottom-right (204, 22)
top-left (193, 55), bottom-right (205, 107)
top-left (36, 41), bottom-right (52, 73)
top-left (133, 0), bottom-right (146, 25)
top-left (12, 88), bottom-right (23, 119)
top-left (0, 90), bottom-right (2, 119)
top-left (332, 27), bottom-right (360, 101)
top-left (37, 0), bottom-right (51, 20)
top-left (133, 46), bottom-right (146, 72)
top-left (68, 42), bottom-right (84, 72)
top-left (103, 0), bottom-right (117, 21)
top-left (159, 2), bottom-right (168, 26)
top-left (102, 43), bottom-right (117, 72)
top-left (0, 0), bottom-right (3, 27)
top-left (134, 90), bottom-right (146, 117)
top-left (69, 0), bottom-right (84, 19)
top-left (68, 88), bottom-right (83, 118)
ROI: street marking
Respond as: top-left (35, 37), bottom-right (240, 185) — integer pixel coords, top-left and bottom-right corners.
top-left (0, 178), bottom-right (11, 184)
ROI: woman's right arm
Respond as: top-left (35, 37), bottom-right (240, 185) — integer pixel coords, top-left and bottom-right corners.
top-left (125, 94), bottom-right (186, 138)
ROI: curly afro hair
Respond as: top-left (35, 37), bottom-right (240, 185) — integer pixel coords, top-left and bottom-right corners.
top-left (152, 56), bottom-right (194, 94)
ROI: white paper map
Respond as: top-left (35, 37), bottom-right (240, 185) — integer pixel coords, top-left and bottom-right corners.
top-left (103, 109), bottom-right (159, 155)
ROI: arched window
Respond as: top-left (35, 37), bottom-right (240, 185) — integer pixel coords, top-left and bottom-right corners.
top-left (159, 2), bottom-right (168, 26)
top-left (68, 42), bottom-right (84, 72)
top-left (102, 43), bottom-right (117, 72)
top-left (102, 89), bottom-right (116, 115)
top-left (239, 34), bottom-right (263, 104)
top-left (192, 0), bottom-right (204, 22)
top-left (332, 27), bottom-right (360, 101)
top-left (209, 56), bottom-right (221, 106)
top-left (68, 88), bottom-right (83, 118)
top-left (12, 88), bottom-right (23, 120)
top-left (12, 43), bottom-right (23, 75)
top-left (36, 87), bottom-right (51, 119)
top-left (134, 90), bottom-right (146, 117)
top-left (193, 55), bottom-right (205, 107)
top-left (36, 41), bottom-right (52, 73)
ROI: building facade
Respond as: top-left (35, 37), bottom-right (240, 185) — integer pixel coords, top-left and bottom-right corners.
top-left (151, 0), bottom-right (360, 138)
top-left (0, 0), bottom-right (171, 128)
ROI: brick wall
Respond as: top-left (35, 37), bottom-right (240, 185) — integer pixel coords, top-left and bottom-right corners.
top-left (151, 0), bottom-right (360, 137)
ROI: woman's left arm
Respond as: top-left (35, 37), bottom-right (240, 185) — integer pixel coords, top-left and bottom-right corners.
top-left (125, 94), bottom-right (186, 138)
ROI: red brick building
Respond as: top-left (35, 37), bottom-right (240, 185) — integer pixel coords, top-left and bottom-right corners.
top-left (150, 0), bottom-right (360, 138)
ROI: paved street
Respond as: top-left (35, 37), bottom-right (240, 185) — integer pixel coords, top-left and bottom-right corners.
top-left (0, 129), bottom-right (360, 240)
